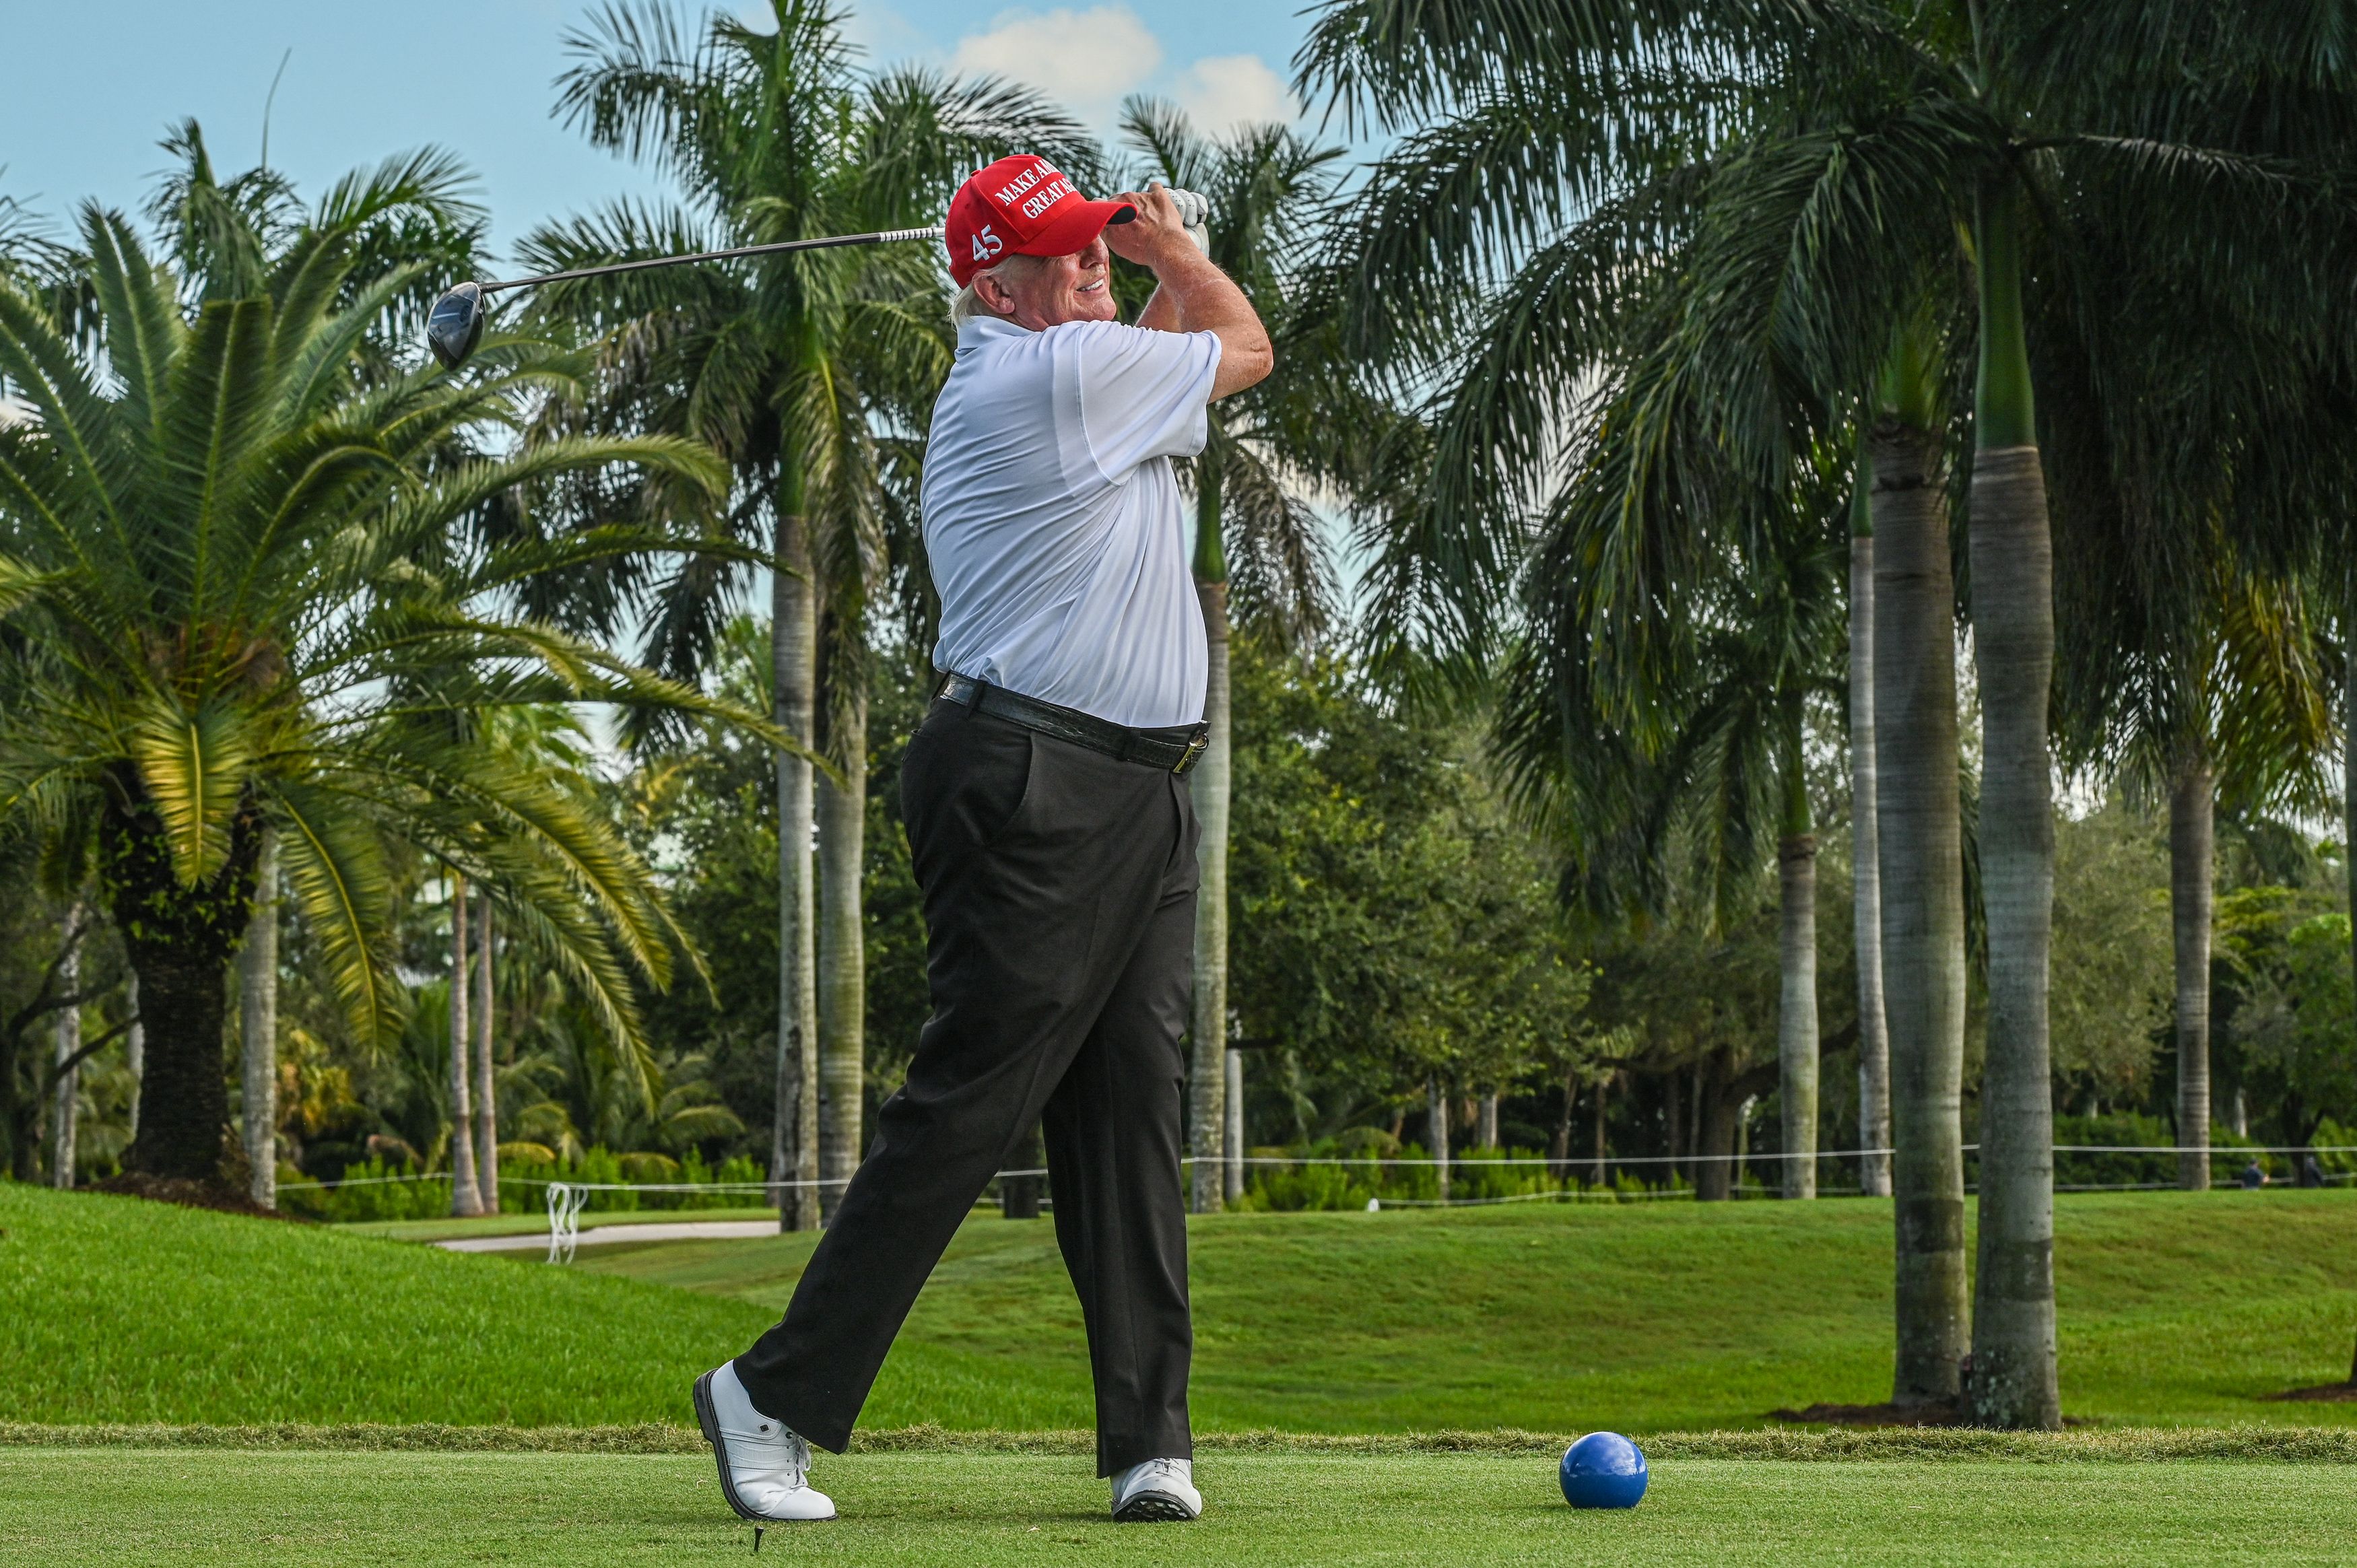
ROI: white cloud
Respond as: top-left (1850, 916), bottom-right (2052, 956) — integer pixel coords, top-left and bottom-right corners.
top-left (1171, 54), bottom-right (1298, 136)
top-left (952, 7), bottom-right (1163, 127)
top-left (835, 2), bottom-right (932, 62)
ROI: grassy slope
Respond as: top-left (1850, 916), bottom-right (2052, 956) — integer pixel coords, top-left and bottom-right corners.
top-left (8, 1450), bottom-right (2357, 1567)
top-left (7, 1184), bottom-right (2354, 1431)
top-left (0, 1185), bottom-right (771, 1425)
top-left (582, 1192), bottom-right (2357, 1433)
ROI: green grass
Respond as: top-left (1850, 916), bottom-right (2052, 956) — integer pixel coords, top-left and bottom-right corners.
top-left (7, 1449), bottom-right (2357, 1566)
top-left (6, 1182), bottom-right (2354, 1431)
top-left (0, 1184), bottom-right (771, 1425)
top-left (578, 1189), bottom-right (2357, 1433)
top-left (337, 1206), bottom-right (780, 1243)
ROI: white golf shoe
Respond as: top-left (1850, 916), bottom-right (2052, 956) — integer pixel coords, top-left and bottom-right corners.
top-left (692, 1361), bottom-right (836, 1525)
top-left (1110, 1457), bottom-right (1201, 1522)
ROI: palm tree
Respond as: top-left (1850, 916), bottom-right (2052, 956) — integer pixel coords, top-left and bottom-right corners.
top-left (1492, 369), bottom-right (1849, 1202)
top-left (1295, 0), bottom-right (2357, 1428)
top-left (447, 870), bottom-right (484, 1215)
top-left (1847, 468), bottom-right (1892, 1198)
top-left (1117, 100), bottom-right (1346, 1212)
top-left (239, 832), bottom-right (280, 1206)
top-left (2051, 475), bottom-right (2337, 1196)
top-left (0, 206), bottom-right (766, 1185)
top-left (131, 122), bottom-right (500, 1211)
top-left (1865, 330), bottom-right (1972, 1407)
top-left (529, 0), bottom-right (1089, 1227)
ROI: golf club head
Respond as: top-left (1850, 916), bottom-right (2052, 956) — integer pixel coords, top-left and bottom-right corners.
top-left (426, 281), bottom-right (487, 370)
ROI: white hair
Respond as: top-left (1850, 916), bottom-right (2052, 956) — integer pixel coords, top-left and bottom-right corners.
top-left (950, 254), bottom-right (1042, 326)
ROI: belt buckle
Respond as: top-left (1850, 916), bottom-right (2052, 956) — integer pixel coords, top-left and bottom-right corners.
top-left (1174, 728), bottom-right (1209, 775)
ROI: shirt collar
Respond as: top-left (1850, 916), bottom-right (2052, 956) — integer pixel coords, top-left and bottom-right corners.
top-left (957, 316), bottom-right (1032, 351)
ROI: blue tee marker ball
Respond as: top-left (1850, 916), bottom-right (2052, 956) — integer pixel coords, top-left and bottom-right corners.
top-left (1559, 1431), bottom-right (1648, 1509)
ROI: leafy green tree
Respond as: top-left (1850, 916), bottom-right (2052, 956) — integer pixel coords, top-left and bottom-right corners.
top-left (0, 206), bottom-right (744, 1184)
top-left (527, 0), bottom-right (1088, 1226)
top-left (2216, 889), bottom-right (2357, 1148)
top-left (1222, 637), bottom-right (1592, 1151)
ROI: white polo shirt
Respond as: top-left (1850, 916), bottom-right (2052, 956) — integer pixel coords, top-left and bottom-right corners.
top-left (921, 315), bottom-right (1222, 729)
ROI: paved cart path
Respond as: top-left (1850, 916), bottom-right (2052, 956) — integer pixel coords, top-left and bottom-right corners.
top-left (436, 1220), bottom-right (779, 1252)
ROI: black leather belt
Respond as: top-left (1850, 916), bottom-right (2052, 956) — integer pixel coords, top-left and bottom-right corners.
top-left (937, 673), bottom-right (1210, 776)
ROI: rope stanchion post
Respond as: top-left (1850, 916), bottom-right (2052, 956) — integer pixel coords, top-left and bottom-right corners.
top-left (545, 1182), bottom-right (587, 1265)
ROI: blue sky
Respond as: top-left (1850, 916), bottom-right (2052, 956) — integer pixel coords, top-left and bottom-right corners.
top-left (0, 2), bottom-right (1330, 257)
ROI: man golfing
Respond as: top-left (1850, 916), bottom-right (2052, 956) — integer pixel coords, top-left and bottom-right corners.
top-left (692, 156), bottom-right (1273, 1529)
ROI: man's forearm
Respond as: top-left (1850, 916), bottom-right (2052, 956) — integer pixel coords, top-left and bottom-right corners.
top-left (1133, 254), bottom-right (1271, 399)
top-left (1108, 186), bottom-right (1273, 398)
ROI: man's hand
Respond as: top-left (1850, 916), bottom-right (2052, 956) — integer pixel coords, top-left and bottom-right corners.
top-left (1168, 188), bottom-right (1211, 255)
top-left (1110, 182), bottom-right (1269, 400)
top-left (1104, 182), bottom-right (1200, 270)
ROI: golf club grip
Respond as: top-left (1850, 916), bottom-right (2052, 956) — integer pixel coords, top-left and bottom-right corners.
top-left (481, 227), bottom-right (946, 295)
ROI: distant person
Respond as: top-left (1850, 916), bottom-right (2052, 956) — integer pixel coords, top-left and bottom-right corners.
top-left (2239, 1158), bottom-right (2268, 1190)
top-left (688, 158), bottom-right (1271, 1532)
top-left (2299, 1153), bottom-right (2326, 1189)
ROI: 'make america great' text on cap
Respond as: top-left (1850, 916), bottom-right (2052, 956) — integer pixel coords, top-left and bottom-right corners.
top-left (944, 156), bottom-right (1135, 287)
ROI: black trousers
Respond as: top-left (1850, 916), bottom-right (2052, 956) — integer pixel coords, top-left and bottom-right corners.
top-left (735, 698), bottom-right (1201, 1477)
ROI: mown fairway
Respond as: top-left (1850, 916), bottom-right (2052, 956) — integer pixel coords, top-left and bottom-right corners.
top-left (6, 1184), bottom-right (2354, 1430)
top-left (7, 1447), bottom-right (2357, 1567)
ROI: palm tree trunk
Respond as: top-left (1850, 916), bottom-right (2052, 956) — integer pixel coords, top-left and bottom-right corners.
top-left (1737, 1095), bottom-right (1754, 1191)
top-left (1552, 1066), bottom-right (1576, 1167)
top-left (1695, 1057), bottom-right (1737, 1201)
top-left (240, 833), bottom-right (279, 1210)
top-left (2169, 761), bottom-right (2214, 1190)
top-left (109, 792), bottom-right (261, 1185)
top-left (1851, 494), bottom-right (1893, 1199)
top-left (2345, 563), bottom-right (2357, 1072)
top-left (773, 506), bottom-right (822, 1233)
top-left (1223, 1046), bottom-right (1244, 1202)
top-left (474, 890), bottom-right (498, 1213)
top-left (1427, 1076), bottom-right (1451, 1200)
top-left (1592, 1072), bottom-right (1609, 1187)
top-left (447, 872), bottom-right (482, 1218)
top-left (1778, 696), bottom-right (1820, 1200)
top-left (1870, 411), bottom-right (1971, 1407)
top-left (1188, 467), bottom-right (1232, 1213)
top-left (1665, 1066), bottom-right (1684, 1185)
top-left (49, 905), bottom-right (80, 1190)
top-left (124, 973), bottom-right (142, 1145)
top-left (816, 675), bottom-right (867, 1225)
top-left (1965, 183), bottom-right (2061, 1431)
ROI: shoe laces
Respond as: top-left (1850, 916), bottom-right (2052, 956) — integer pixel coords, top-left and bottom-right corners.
top-left (1125, 1458), bottom-right (1187, 1494)
top-left (744, 1418), bottom-right (811, 1482)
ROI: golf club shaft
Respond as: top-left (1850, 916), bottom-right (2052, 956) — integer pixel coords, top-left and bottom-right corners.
top-left (480, 226), bottom-right (945, 296)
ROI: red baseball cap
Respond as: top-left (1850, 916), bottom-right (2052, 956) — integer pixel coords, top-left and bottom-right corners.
top-left (945, 155), bottom-right (1135, 287)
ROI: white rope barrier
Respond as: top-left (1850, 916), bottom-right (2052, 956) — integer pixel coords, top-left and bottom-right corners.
top-left (281, 1144), bottom-right (2356, 1192)
top-left (280, 1143), bottom-right (2356, 1255)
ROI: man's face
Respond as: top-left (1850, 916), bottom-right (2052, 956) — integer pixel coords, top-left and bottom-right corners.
top-left (976, 236), bottom-right (1116, 331)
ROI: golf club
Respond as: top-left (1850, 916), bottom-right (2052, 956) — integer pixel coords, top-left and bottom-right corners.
top-left (425, 226), bottom-right (945, 370)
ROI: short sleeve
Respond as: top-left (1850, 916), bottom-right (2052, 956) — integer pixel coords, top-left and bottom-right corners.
top-left (1060, 321), bottom-right (1222, 480)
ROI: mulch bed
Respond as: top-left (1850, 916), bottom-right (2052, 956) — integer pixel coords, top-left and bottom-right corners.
top-left (88, 1173), bottom-right (304, 1221)
top-left (1770, 1401), bottom-right (1965, 1428)
top-left (1770, 1401), bottom-right (2094, 1429)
